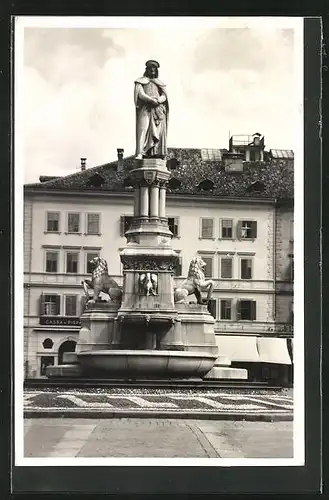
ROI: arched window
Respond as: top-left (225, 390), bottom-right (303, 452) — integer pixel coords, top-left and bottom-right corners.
top-left (42, 338), bottom-right (54, 349)
top-left (58, 340), bottom-right (77, 365)
top-left (197, 179), bottom-right (214, 192)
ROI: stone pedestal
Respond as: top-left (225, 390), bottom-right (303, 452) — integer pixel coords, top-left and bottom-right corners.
top-left (76, 302), bottom-right (121, 353)
top-left (175, 303), bottom-right (219, 355)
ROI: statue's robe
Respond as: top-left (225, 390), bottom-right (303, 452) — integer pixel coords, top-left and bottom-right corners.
top-left (134, 76), bottom-right (169, 158)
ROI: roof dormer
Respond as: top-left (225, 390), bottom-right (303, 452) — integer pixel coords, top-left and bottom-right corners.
top-left (197, 179), bottom-right (214, 192)
top-left (87, 173), bottom-right (105, 188)
top-left (168, 177), bottom-right (182, 191)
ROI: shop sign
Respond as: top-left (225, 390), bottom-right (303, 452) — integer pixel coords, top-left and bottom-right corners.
top-left (40, 316), bottom-right (81, 326)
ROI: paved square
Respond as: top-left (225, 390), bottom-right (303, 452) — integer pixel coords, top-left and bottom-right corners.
top-left (24, 418), bottom-right (294, 459)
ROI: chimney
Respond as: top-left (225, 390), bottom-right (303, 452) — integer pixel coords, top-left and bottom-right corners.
top-left (117, 148), bottom-right (124, 172)
top-left (80, 157), bottom-right (87, 171)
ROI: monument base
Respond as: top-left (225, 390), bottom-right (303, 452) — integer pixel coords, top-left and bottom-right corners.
top-left (78, 349), bottom-right (217, 378)
top-left (46, 364), bottom-right (82, 378)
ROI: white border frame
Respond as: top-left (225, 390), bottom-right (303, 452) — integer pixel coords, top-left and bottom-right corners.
top-left (15, 15), bottom-right (304, 468)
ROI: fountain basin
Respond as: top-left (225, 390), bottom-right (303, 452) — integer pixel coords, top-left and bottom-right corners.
top-left (78, 350), bottom-right (217, 378)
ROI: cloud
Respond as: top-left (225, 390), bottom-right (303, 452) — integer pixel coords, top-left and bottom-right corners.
top-left (22, 25), bottom-right (297, 183)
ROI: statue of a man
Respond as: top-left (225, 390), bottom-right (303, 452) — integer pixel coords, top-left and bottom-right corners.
top-left (134, 60), bottom-right (169, 160)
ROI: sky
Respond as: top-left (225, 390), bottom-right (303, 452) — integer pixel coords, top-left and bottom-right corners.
top-left (19, 17), bottom-right (302, 183)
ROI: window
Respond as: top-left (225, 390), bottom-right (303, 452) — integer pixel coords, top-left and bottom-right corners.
top-left (221, 219), bottom-right (233, 239)
top-left (45, 251), bottom-right (58, 273)
top-left (174, 256), bottom-right (182, 276)
top-left (200, 218), bottom-right (214, 239)
top-left (168, 178), bottom-right (181, 190)
top-left (86, 252), bottom-right (99, 274)
top-left (207, 299), bottom-right (217, 318)
top-left (240, 258), bottom-right (253, 279)
top-left (68, 213), bottom-right (80, 233)
top-left (290, 254), bottom-right (294, 282)
top-left (87, 173), bottom-right (105, 187)
top-left (289, 301), bottom-right (294, 325)
top-left (220, 299), bottom-right (232, 320)
top-left (197, 179), bottom-right (214, 192)
top-left (199, 255), bottom-right (213, 278)
top-left (237, 220), bottom-right (257, 239)
top-left (220, 257), bottom-right (233, 279)
top-left (120, 215), bottom-right (133, 236)
top-left (40, 294), bottom-right (60, 316)
top-left (65, 295), bottom-right (78, 316)
top-left (42, 338), bottom-right (54, 349)
top-left (40, 356), bottom-right (54, 376)
top-left (237, 300), bottom-right (256, 321)
top-left (249, 149), bottom-right (260, 162)
top-left (168, 217), bottom-right (179, 237)
top-left (87, 213), bottom-right (100, 235)
top-left (167, 158), bottom-right (180, 170)
top-left (66, 252), bottom-right (79, 273)
top-left (290, 219), bottom-right (294, 242)
top-left (201, 148), bottom-right (222, 161)
top-left (46, 212), bottom-right (60, 232)
top-left (246, 181), bottom-right (265, 194)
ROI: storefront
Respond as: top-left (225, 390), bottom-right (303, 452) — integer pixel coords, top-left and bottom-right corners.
top-left (27, 316), bottom-right (80, 378)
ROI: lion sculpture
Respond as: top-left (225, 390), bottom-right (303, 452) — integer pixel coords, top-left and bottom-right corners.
top-left (174, 256), bottom-right (214, 304)
top-left (82, 256), bottom-right (122, 305)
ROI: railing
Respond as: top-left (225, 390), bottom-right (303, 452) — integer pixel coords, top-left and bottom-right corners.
top-left (229, 135), bottom-right (264, 149)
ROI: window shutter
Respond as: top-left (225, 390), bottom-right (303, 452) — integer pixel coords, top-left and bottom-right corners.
top-left (80, 295), bottom-right (86, 314)
top-left (251, 300), bottom-right (256, 320)
top-left (207, 299), bottom-right (217, 318)
top-left (176, 257), bottom-right (182, 276)
top-left (236, 220), bottom-right (242, 240)
top-left (201, 218), bottom-right (213, 238)
top-left (203, 257), bottom-right (213, 278)
top-left (39, 294), bottom-right (45, 316)
top-left (236, 300), bottom-right (241, 321)
top-left (251, 221), bottom-right (257, 238)
top-left (120, 216), bottom-right (125, 236)
top-left (55, 295), bottom-right (61, 315)
top-left (125, 216), bottom-right (132, 233)
top-left (220, 299), bottom-right (225, 319)
top-left (174, 217), bottom-right (179, 237)
top-left (221, 258), bottom-right (232, 279)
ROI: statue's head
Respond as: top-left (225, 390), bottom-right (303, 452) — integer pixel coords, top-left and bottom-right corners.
top-left (144, 60), bottom-right (159, 79)
top-left (88, 256), bottom-right (107, 273)
top-left (188, 256), bottom-right (206, 278)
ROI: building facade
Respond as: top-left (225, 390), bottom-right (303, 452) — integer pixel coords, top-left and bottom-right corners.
top-left (23, 135), bottom-right (294, 383)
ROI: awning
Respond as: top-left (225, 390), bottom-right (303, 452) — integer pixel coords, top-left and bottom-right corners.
top-left (256, 337), bottom-right (291, 365)
top-left (215, 335), bottom-right (260, 362)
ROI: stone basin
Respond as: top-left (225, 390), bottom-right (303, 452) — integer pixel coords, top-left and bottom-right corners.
top-left (78, 350), bottom-right (217, 378)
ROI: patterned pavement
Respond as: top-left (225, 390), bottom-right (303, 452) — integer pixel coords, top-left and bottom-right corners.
top-left (24, 389), bottom-right (293, 418)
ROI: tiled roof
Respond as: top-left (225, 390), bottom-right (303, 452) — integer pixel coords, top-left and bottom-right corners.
top-left (25, 147), bottom-right (294, 200)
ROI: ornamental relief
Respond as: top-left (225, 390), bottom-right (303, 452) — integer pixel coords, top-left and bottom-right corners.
top-left (121, 256), bottom-right (178, 271)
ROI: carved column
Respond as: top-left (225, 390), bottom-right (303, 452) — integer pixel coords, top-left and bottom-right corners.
top-left (150, 184), bottom-right (159, 217)
top-left (140, 186), bottom-right (149, 217)
top-left (159, 185), bottom-right (166, 218)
